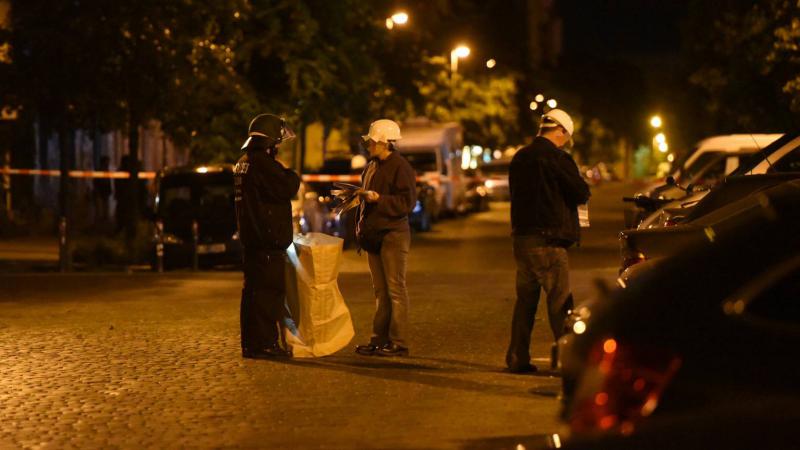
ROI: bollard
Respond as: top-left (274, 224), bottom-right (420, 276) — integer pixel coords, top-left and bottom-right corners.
top-left (192, 219), bottom-right (199, 271)
top-left (58, 216), bottom-right (69, 272)
top-left (155, 220), bottom-right (164, 273)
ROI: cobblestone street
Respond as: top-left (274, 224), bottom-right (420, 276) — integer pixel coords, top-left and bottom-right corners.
top-left (0, 183), bottom-right (628, 449)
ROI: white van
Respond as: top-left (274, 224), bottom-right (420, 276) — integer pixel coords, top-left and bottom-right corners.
top-left (397, 119), bottom-right (465, 217)
top-left (673, 134), bottom-right (782, 187)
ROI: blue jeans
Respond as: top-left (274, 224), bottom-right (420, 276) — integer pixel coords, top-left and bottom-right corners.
top-left (506, 235), bottom-right (574, 369)
top-left (367, 230), bottom-right (411, 348)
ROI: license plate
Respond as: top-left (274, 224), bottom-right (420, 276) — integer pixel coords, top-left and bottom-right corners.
top-left (197, 243), bottom-right (226, 254)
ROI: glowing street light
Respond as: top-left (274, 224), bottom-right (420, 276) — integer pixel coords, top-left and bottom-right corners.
top-left (535, 94), bottom-right (545, 102)
top-left (655, 133), bottom-right (666, 145)
top-left (454, 45), bottom-right (470, 58)
top-left (486, 58), bottom-right (496, 69)
top-left (667, 153), bottom-right (675, 162)
top-left (529, 101), bottom-right (538, 111)
top-left (386, 12), bottom-right (409, 29)
top-left (547, 99), bottom-right (558, 108)
top-left (650, 115), bottom-right (663, 128)
top-left (450, 45), bottom-right (470, 73)
top-left (658, 142), bottom-right (669, 153)
top-left (391, 12), bottom-right (409, 25)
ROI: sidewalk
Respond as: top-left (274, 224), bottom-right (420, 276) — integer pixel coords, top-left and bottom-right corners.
top-left (0, 236), bottom-right (58, 262)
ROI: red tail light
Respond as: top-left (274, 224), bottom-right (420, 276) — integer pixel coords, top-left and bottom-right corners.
top-left (568, 338), bottom-right (682, 436)
top-left (621, 252), bottom-right (646, 271)
top-left (663, 218), bottom-right (680, 227)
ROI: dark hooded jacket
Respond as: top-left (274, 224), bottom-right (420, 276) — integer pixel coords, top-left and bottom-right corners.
top-left (358, 150), bottom-right (417, 234)
top-left (234, 137), bottom-right (301, 251)
top-left (509, 136), bottom-right (590, 246)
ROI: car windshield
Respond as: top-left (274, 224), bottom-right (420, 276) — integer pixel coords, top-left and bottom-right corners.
top-left (158, 172), bottom-right (234, 222)
top-left (403, 151), bottom-right (438, 173)
top-left (682, 152), bottom-right (725, 182)
top-left (731, 134), bottom-right (800, 176)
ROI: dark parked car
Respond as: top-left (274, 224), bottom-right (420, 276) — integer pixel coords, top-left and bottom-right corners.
top-left (557, 178), bottom-right (800, 449)
top-left (619, 173), bottom-right (800, 273)
top-left (637, 132), bottom-right (800, 230)
top-left (152, 165), bottom-right (242, 269)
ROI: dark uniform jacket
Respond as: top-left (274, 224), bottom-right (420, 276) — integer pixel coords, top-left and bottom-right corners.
top-left (358, 151), bottom-right (417, 234)
top-left (509, 136), bottom-right (591, 245)
top-left (234, 143), bottom-right (301, 251)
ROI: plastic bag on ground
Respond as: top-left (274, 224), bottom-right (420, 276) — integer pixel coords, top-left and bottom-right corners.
top-left (284, 232), bottom-right (354, 357)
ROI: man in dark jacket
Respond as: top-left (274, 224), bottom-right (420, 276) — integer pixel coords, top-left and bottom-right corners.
top-left (506, 109), bottom-right (591, 373)
top-left (353, 119), bottom-right (417, 357)
top-left (234, 113), bottom-right (301, 359)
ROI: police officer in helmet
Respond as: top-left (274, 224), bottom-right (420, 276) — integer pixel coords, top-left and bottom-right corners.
top-left (234, 113), bottom-right (300, 359)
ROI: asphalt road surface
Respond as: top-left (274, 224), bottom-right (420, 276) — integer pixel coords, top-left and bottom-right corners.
top-left (0, 181), bottom-right (633, 449)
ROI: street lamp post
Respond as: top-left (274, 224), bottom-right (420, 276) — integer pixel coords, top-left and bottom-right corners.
top-left (450, 45), bottom-right (470, 75)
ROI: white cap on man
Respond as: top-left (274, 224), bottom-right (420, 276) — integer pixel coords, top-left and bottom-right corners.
top-left (541, 109), bottom-right (574, 136)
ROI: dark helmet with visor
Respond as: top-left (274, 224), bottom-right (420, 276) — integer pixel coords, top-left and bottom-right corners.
top-left (241, 114), bottom-right (296, 151)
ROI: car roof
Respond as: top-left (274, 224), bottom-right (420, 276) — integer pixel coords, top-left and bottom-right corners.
top-left (694, 134), bottom-right (783, 153)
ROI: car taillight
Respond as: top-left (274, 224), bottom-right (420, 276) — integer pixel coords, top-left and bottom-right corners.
top-left (621, 252), bottom-right (646, 271)
top-left (568, 338), bottom-right (681, 436)
top-left (663, 217), bottom-right (681, 227)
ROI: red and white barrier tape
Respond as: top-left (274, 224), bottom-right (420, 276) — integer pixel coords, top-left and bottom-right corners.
top-left (301, 174), bottom-right (362, 183)
top-left (0, 168), bottom-right (156, 179)
top-left (0, 168), bottom-right (435, 184)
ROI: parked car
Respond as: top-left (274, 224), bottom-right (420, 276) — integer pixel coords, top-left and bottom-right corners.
top-left (619, 173), bottom-right (800, 274)
top-left (152, 165), bottom-right (242, 269)
top-left (637, 132), bottom-right (800, 230)
top-left (462, 168), bottom-right (490, 213)
top-left (557, 178), bottom-right (800, 448)
top-left (298, 158), bottom-right (360, 247)
top-left (623, 133), bottom-right (782, 228)
top-left (480, 159), bottom-right (511, 201)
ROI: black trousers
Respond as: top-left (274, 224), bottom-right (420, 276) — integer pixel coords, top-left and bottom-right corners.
top-left (241, 248), bottom-right (288, 351)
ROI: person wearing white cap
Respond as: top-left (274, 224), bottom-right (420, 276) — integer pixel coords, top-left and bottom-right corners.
top-left (354, 119), bottom-right (418, 357)
top-left (505, 108), bottom-right (590, 373)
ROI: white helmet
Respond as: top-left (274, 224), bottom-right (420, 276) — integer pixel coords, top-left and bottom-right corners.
top-left (362, 119), bottom-right (402, 143)
top-left (541, 109), bottom-right (574, 136)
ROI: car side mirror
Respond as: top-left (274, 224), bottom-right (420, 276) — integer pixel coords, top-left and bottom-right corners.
top-left (666, 175), bottom-right (676, 186)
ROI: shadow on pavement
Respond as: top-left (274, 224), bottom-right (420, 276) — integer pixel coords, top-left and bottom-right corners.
top-left (277, 355), bottom-right (561, 399)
